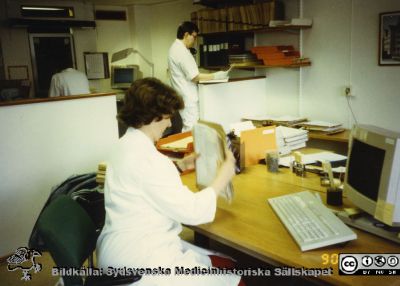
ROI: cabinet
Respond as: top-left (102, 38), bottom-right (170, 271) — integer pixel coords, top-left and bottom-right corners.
top-left (192, 0), bottom-right (311, 69)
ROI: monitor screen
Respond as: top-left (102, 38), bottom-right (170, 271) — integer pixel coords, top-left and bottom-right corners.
top-left (347, 139), bottom-right (385, 202)
top-left (344, 124), bottom-right (400, 226)
top-left (111, 65), bottom-right (138, 89)
top-left (114, 68), bottom-right (134, 84)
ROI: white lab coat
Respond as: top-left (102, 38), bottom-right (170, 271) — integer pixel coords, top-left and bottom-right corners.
top-left (96, 128), bottom-right (240, 286)
top-left (168, 39), bottom-right (200, 131)
top-left (48, 68), bottom-right (90, 97)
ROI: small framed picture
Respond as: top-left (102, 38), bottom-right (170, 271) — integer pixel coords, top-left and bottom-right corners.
top-left (379, 11), bottom-right (400, 66)
top-left (8, 65), bottom-right (29, 80)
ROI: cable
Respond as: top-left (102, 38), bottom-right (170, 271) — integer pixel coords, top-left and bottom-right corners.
top-left (298, 0), bottom-right (304, 117)
top-left (346, 94), bottom-right (358, 125)
top-left (346, 0), bottom-right (358, 127)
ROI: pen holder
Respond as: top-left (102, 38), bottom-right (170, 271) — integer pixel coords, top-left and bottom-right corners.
top-left (266, 150), bottom-right (279, 173)
top-left (326, 187), bottom-right (343, 206)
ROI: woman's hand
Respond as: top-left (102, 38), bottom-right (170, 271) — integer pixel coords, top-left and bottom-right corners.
top-left (177, 152), bottom-right (199, 172)
top-left (211, 150), bottom-right (236, 195)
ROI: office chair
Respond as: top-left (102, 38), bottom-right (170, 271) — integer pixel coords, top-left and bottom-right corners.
top-left (162, 112), bottom-right (183, 138)
top-left (36, 195), bottom-right (141, 286)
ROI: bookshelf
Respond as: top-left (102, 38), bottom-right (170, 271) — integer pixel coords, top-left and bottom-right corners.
top-left (192, 0), bottom-right (312, 69)
top-left (197, 27), bottom-right (312, 69)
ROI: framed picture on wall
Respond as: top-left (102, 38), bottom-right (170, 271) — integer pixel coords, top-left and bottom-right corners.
top-left (379, 11), bottom-right (400, 66)
top-left (8, 65), bottom-right (29, 80)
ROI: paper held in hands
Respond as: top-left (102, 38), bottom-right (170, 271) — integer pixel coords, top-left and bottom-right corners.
top-left (199, 65), bottom-right (233, 84)
top-left (199, 78), bottom-right (229, 84)
top-left (193, 121), bottom-right (234, 203)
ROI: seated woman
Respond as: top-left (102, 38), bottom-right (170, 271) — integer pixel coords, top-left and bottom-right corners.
top-left (96, 78), bottom-right (241, 285)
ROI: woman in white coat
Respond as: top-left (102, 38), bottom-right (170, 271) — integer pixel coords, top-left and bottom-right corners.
top-left (96, 78), bottom-right (244, 286)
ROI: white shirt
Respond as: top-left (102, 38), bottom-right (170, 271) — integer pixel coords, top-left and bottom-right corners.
top-left (168, 39), bottom-right (199, 107)
top-left (48, 68), bottom-right (90, 97)
top-left (96, 128), bottom-right (240, 286)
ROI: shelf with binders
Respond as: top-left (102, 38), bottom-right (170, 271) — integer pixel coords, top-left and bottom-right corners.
top-left (198, 33), bottom-right (312, 69)
top-left (192, 0), bottom-right (312, 69)
top-left (196, 18), bottom-right (312, 68)
top-left (199, 25), bottom-right (311, 36)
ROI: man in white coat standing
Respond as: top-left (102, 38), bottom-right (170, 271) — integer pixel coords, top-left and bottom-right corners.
top-left (168, 21), bottom-right (229, 132)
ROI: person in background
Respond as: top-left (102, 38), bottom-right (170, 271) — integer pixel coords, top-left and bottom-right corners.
top-left (96, 77), bottom-right (244, 286)
top-left (168, 21), bottom-right (230, 132)
top-left (48, 61), bottom-right (90, 97)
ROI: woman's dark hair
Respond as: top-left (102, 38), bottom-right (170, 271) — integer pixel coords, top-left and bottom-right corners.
top-left (117, 77), bottom-right (184, 128)
top-left (177, 21), bottom-right (199, 39)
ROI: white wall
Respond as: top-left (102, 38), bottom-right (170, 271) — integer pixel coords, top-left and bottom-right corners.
top-left (301, 0), bottom-right (352, 126)
top-left (94, 6), bottom-right (133, 92)
top-left (73, 28), bottom-right (99, 90)
top-left (0, 95), bottom-right (119, 256)
top-left (135, 0), bottom-right (199, 83)
top-left (199, 78), bottom-right (268, 131)
top-left (301, 0), bottom-right (400, 131)
top-left (350, 0), bottom-right (400, 131)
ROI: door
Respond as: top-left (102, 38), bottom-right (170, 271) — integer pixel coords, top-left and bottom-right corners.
top-left (29, 33), bottom-right (76, 98)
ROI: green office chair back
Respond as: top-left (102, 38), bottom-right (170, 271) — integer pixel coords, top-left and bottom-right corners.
top-left (37, 194), bottom-right (98, 286)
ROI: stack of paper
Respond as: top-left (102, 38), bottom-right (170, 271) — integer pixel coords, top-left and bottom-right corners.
top-left (242, 115), bottom-right (307, 128)
top-left (199, 78), bottom-right (229, 84)
top-left (96, 162), bottom-right (107, 187)
top-left (275, 126), bottom-right (308, 155)
top-left (229, 120), bottom-right (255, 136)
top-left (298, 120), bottom-right (344, 134)
top-left (287, 18), bottom-right (313, 26)
top-left (159, 136), bottom-right (193, 152)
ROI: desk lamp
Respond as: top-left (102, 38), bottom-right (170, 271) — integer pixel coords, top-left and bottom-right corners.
top-left (111, 48), bottom-right (154, 77)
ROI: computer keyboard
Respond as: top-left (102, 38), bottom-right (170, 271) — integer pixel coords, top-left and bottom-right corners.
top-left (268, 191), bottom-right (357, 251)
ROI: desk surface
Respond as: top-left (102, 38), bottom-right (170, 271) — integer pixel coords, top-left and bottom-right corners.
top-left (181, 162), bottom-right (399, 286)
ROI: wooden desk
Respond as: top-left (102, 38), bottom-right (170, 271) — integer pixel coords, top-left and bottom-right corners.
top-left (181, 164), bottom-right (399, 286)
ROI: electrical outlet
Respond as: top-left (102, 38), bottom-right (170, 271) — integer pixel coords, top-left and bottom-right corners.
top-left (343, 85), bottom-right (354, 97)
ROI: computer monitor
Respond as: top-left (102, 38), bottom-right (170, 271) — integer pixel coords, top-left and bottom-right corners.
top-left (111, 65), bottom-right (139, 89)
top-left (344, 124), bottom-right (400, 227)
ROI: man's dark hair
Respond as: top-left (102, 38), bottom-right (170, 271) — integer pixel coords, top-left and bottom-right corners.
top-left (117, 77), bottom-right (184, 128)
top-left (176, 21), bottom-right (199, 39)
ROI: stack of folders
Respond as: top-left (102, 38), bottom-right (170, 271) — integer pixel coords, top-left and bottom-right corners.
top-left (229, 53), bottom-right (262, 66)
top-left (96, 162), bottom-right (107, 187)
top-left (276, 126), bottom-right (309, 155)
top-left (298, 121), bottom-right (344, 134)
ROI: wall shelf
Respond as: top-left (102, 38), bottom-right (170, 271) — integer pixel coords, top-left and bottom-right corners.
top-left (201, 61), bottom-right (311, 70)
top-left (199, 25), bottom-right (311, 36)
top-left (193, 1), bottom-right (312, 69)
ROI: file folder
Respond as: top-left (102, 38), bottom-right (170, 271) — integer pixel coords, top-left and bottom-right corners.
top-left (240, 126), bottom-right (277, 167)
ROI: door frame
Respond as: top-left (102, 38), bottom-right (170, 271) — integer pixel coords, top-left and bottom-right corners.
top-left (28, 33), bottom-right (76, 97)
